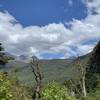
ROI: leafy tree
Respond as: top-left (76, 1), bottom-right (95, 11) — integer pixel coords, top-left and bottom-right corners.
top-left (0, 43), bottom-right (4, 51)
top-left (85, 41), bottom-right (100, 92)
top-left (41, 81), bottom-right (76, 100)
top-left (0, 43), bottom-right (9, 65)
top-left (0, 43), bottom-right (14, 66)
top-left (0, 72), bottom-right (31, 100)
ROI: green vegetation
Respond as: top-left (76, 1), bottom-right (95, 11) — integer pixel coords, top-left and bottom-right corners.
top-left (0, 72), bottom-right (32, 100)
top-left (41, 81), bottom-right (76, 100)
top-left (0, 43), bottom-right (8, 65)
top-left (3, 59), bottom-right (78, 86)
top-left (0, 42), bottom-right (100, 100)
top-left (0, 43), bottom-right (14, 66)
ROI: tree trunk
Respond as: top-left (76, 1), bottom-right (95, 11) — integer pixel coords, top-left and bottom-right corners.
top-left (82, 76), bottom-right (86, 98)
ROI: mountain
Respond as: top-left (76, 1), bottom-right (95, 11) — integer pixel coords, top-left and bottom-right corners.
top-left (0, 55), bottom-right (89, 86)
top-left (15, 55), bottom-right (31, 63)
top-left (6, 55), bottom-right (90, 86)
top-left (0, 41), bottom-right (100, 86)
top-left (3, 58), bottom-right (74, 86)
top-left (88, 41), bottom-right (100, 74)
top-left (5, 52), bottom-right (16, 58)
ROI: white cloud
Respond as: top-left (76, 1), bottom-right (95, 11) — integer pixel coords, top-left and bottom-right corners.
top-left (68, 0), bottom-right (73, 6)
top-left (0, 0), bottom-right (100, 59)
top-left (82, 0), bottom-right (100, 14)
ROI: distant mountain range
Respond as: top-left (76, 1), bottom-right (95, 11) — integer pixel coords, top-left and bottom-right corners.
top-left (0, 41), bottom-right (100, 86)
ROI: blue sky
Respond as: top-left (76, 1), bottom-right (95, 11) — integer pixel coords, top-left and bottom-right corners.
top-left (0, 0), bottom-right (87, 26)
top-left (0, 0), bottom-right (100, 59)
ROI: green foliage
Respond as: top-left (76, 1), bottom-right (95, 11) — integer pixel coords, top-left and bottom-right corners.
top-left (83, 79), bottom-right (100, 100)
top-left (0, 55), bottom-right (10, 65)
top-left (0, 43), bottom-right (9, 65)
top-left (86, 89), bottom-right (100, 100)
top-left (2, 59), bottom-right (78, 86)
top-left (0, 43), bottom-right (4, 51)
top-left (0, 73), bottom-right (32, 100)
top-left (85, 41), bottom-right (100, 92)
top-left (86, 73), bottom-right (98, 93)
top-left (41, 81), bottom-right (76, 100)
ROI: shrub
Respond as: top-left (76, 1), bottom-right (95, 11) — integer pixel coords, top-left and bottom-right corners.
top-left (41, 81), bottom-right (76, 100)
top-left (0, 73), bottom-right (31, 100)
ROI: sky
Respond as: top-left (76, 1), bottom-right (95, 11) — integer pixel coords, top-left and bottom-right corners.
top-left (0, 0), bottom-right (100, 59)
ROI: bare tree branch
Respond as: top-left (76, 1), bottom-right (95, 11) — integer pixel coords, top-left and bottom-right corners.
top-left (30, 56), bottom-right (42, 100)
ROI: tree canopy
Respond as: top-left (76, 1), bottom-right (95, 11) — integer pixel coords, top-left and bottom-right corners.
top-left (0, 43), bottom-right (9, 65)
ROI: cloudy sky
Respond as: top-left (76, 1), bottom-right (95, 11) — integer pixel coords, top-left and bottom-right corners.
top-left (0, 0), bottom-right (100, 59)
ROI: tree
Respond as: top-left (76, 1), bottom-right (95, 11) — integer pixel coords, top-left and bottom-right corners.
top-left (76, 57), bottom-right (87, 99)
top-left (0, 43), bottom-right (8, 65)
top-left (30, 56), bottom-right (42, 100)
top-left (0, 43), bottom-right (14, 66)
top-left (41, 81), bottom-right (76, 100)
top-left (0, 43), bottom-right (4, 51)
top-left (0, 72), bottom-right (31, 100)
top-left (85, 41), bottom-right (100, 92)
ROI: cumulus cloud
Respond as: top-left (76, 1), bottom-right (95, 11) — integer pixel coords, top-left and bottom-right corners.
top-left (0, 0), bottom-right (100, 59)
top-left (83, 0), bottom-right (100, 14)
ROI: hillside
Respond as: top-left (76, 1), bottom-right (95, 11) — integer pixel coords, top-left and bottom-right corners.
top-left (0, 56), bottom-right (88, 86)
top-left (1, 59), bottom-right (72, 85)
top-left (0, 41), bottom-right (100, 86)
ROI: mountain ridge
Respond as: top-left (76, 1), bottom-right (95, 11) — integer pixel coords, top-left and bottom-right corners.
top-left (0, 41), bottom-right (100, 86)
